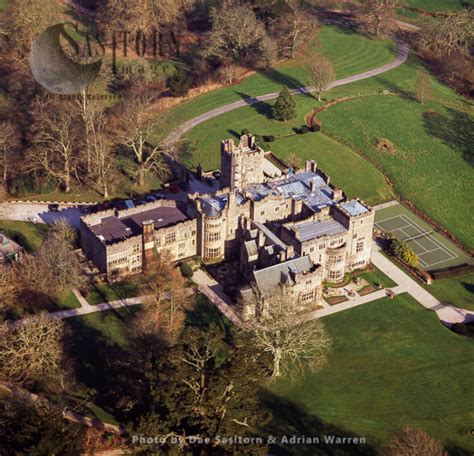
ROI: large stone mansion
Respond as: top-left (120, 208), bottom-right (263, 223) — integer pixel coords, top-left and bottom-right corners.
top-left (80, 134), bottom-right (374, 308)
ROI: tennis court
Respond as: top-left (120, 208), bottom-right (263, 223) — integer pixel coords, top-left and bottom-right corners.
top-left (374, 204), bottom-right (471, 271)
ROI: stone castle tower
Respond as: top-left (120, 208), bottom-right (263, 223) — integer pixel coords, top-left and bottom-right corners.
top-left (220, 134), bottom-right (265, 190)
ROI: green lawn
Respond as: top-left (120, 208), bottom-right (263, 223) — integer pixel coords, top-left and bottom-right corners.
top-left (0, 220), bottom-right (48, 252)
top-left (268, 294), bottom-right (474, 454)
top-left (184, 52), bottom-right (473, 248)
top-left (403, 0), bottom-right (473, 11)
top-left (358, 265), bottom-right (397, 288)
top-left (425, 272), bottom-right (474, 311)
top-left (157, 26), bottom-right (397, 139)
top-left (186, 112), bottom-right (393, 205)
top-left (86, 280), bottom-right (141, 305)
top-left (56, 290), bottom-right (82, 310)
top-left (320, 95), bottom-right (474, 249)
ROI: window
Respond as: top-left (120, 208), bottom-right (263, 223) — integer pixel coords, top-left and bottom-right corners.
top-left (206, 232), bottom-right (221, 242)
top-left (300, 290), bottom-right (314, 302)
top-left (205, 247), bottom-right (221, 259)
top-left (328, 270), bottom-right (343, 280)
top-left (191, 230), bottom-right (196, 236)
top-left (165, 233), bottom-right (176, 244)
top-left (319, 244), bottom-right (325, 250)
top-left (132, 244), bottom-right (141, 253)
top-left (310, 247), bottom-right (314, 252)
top-left (179, 242), bottom-right (186, 249)
top-left (275, 206), bottom-right (280, 212)
top-left (356, 241), bottom-right (364, 253)
top-left (353, 234), bottom-right (357, 239)
top-left (260, 211), bottom-right (265, 216)
top-left (306, 279), bottom-right (312, 285)
top-left (178, 252), bottom-right (185, 258)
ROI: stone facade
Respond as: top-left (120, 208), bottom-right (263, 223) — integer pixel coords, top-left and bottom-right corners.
top-left (80, 134), bottom-right (375, 309)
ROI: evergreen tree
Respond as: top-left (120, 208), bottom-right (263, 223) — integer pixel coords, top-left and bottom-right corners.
top-left (272, 87), bottom-right (297, 121)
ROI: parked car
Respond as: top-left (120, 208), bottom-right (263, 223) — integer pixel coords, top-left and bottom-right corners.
top-left (212, 170), bottom-right (221, 179)
top-left (146, 195), bottom-right (157, 202)
top-left (48, 203), bottom-right (59, 212)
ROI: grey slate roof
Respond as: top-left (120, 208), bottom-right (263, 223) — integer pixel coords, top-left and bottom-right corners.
top-left (294, 219), bottom-right (347, 242)
top-left (247, 170), bottom-right (334, 212)
top-left (340, 200), bottom-right (369, 217)
top-left (253, 256), bottom-right (314, 294)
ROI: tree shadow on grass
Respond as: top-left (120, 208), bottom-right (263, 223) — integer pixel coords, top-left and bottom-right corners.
top-left (236, 91), bottom-right (274, 119)
top-left (259, 391), bottom-right (376, 455)
top-left (461, 281), bottom-right (474, 294)
top-left (373, 76), bottom-right (415, 100)
top-left (423, 108), bottom-right (474, 167)
top-left (185, 293), bottom-right (233, 335)
top-left (62, 309), bottom-right (141, 420)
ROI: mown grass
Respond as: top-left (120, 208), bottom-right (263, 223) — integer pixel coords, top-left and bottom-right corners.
top-left (268, 294), bottom-right (474, 453)
top-left (156, 25), bottom-right (397, 138)
top-left (184, 52), bottom-right (473, 248)
top-left (86, 280), bottom-right (141, 305)
top-left (403, 0), bottom-right (472, 11)
top-left (358, 265), bottom-right (397, 288)
top-left (0, 220), bottom-right (48, 252)
top-left (425, 272), bottom-right (474, 311)
top-left (319, 93), bottom-right (474, 249)
top-left (185, 110), bottom-right (393, 206)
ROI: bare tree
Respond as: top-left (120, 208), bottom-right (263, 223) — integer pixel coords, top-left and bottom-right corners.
top-left (0, 313), bottom-right (64, 383)
top-left (359, 0), bottom-right (398, 39)
top-left (442, 9), bottom-right (473, 56)
top-left (286, 153), bottom-right (302, 170)
top-left (29, 98), bottom-right (81, 193)
top-left (89, 110), bottom-right (115, 199)
top-left (205, 5), bottom-right (271, 66)
top-left (18, 232), bottom-right (85, 299)
top-left (5, 0), bottom-right (61, 59)
top-left (381, 427), bottom-right (448, 456)
top-left (279, 0), bottom-right (318, 59)
top-left (415, 70), bottom-right (433, 105)
top-left (309, 55), bottom-right (336, 101)
top-left (219, 62), bottom-right (239, 85)
top-left (0, 119), bottom-right (20, 184)
top-left (117, 94), bottom-right (169, 187)
top-left (49, 218), bottom-right (77, 247)
top-left (133, 253), bottom-right (192, 343)
top-left (244, 289), bottom-right (331, 379)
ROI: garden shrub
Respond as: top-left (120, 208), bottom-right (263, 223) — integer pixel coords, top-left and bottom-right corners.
top-left (179, 262), bottom-right (194, 279)
top-left (167, 68), bottom-right (193, 97)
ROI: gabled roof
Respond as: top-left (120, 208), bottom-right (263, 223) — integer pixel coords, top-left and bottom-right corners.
top-left (253, 256), bottom-right (314, 294)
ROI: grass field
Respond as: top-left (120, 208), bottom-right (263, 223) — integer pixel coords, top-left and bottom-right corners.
top-left (185, 112), bottom-right (393, 205)
top-left (158, 26), bottom-right (397, 138)
top-left (320, 94), bottom-right (474, 249)
top-left (358, 265), bottom-right (397, 289)
top-left (268, 294), bottom-right (474, 454)
top-left (0, 220), bottom-right (48, 252)
top-left (184, 50), bottom-right (473, 248)
top-left (403, 0), bottom-right (473, 11)
top-left (86, 280), bottom-right (141, 305)
top-left (425, 272), bottom-right (474, 311)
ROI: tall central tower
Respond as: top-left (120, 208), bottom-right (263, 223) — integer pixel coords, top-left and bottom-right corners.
top-left (220, 134), bottom-right (265, 191)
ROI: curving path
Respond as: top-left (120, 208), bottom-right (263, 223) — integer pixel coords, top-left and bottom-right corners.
top-left (164, 39), bottom-right (409, 148)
